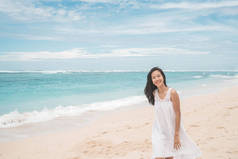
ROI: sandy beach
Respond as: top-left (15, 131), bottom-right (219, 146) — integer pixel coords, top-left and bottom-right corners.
top-left (0, 85), bottom-right (238, 159)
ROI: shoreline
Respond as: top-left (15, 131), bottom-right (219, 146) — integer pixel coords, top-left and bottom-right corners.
top-left (1, 71), bottom-right (237, 131)
top-left (0, 82), bottom-right (237, 158)
top-left (1, 78), bottom-right (238, 143)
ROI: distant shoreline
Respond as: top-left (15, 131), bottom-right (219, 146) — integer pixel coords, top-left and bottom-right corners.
top-left (1, 70), bottom-right (238, 73)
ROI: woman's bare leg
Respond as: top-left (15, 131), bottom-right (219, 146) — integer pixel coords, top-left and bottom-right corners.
top-left (155, 158), bottom-right (165, 159)
top-left (165, 157), bottom-right (173, 159)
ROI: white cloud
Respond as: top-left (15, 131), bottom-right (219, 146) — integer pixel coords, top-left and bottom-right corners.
top-left (52, 7), bottom-right (235, 38)
top-left (111, 48), bottom-right (209, 55)
top-left (0, 47), bottom-right (209, 61)
top-left (0, 0), bottom-right (82, 22)
top-left (0, 32), bottom-right (63, 41)
top-left (151, 1), bottom-right (238, 10)
top-left (15, 34), bottom-right (62, 41)
top-left (219, 7), bottom-right (238, 15)
top-left (0, 48), bottom-right (89, 61)
top-left (110, 26), bottom-right (230, 35)
top-left (54, 20), bottom-right (232, 37)
top-left (0, 0), bottom-right (237, 47)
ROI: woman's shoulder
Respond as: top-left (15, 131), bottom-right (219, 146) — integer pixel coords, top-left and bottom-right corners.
top-left (169, 87), bottom-right (176, 92)
top-left (169, 87), bottom-right (179, 97)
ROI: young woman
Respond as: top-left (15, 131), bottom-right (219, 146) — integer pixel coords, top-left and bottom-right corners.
top-left (144, 67), bottom-right (202, 159)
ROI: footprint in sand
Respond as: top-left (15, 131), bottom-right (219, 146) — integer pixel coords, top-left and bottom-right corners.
top-left (125, 125), bottom-right (132, 129)
top-left (216, 126), bottom-right (225, 129)
top-left (206, 136), bottom-right (214, 140)
top-left (145, 122), bottom-right (150, 125)
top-left (226, 106), bottom-right (238, 109)
top-left (90, 144), bottom-right (97, 148)
top-left (190, 124), bottom-right (200, 127)
top-left (101, 131), bottom-right (108, 134)
top-left (71, 157), bottom-right (80, 159)
top-left (83, 150), bottom-right (88, 154)
top-left (86, 140), bottom-right (97, 144)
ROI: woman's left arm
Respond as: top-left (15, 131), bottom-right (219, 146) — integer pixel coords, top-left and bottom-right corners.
top-left (171, 89), bottom-right (181, 137)
top-left (171, 89), bottom-right (182, 150)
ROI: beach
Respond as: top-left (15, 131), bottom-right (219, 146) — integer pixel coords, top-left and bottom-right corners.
top-left (1, 0), bottom-right (238, 158)
top-left (0, 84), bottom-right (237, 159)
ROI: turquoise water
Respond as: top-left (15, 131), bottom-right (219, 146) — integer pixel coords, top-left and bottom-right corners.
top-left (0, 70), bottom-right (238, 128)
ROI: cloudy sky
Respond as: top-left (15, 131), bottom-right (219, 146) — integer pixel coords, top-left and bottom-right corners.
top-left (0, 0), bottom-right (237, 71)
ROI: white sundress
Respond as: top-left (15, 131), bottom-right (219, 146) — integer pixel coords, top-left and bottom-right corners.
top-left (152, 87), bottom-right (202, 159)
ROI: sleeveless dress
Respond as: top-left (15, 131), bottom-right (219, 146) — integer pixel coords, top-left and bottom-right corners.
top-left (152, 87), bottom-right (202, 159)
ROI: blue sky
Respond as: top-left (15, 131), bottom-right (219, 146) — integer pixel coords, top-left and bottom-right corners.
top-left (0, 0), bottom-right (238, 71)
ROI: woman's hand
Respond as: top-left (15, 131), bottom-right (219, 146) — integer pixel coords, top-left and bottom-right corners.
top-left (174, 134), bottom-right (181, 150)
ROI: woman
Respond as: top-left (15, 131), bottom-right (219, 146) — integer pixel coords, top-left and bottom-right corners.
top-left (144, 67), bottom-right (202, 159)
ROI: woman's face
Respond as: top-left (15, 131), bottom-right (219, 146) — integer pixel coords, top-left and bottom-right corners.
top-left (151, 70), bottom-right (164, 87)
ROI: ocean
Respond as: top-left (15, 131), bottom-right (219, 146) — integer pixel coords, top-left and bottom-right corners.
top-left (0, 70), bottom-right (238, 129)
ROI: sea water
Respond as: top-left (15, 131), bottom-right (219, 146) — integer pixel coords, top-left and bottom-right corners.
top-left (0, 70), bottom-right (238, 129)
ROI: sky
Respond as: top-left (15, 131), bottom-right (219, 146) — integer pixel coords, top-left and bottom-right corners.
top-left (0, 0), bottom-right (238, 71)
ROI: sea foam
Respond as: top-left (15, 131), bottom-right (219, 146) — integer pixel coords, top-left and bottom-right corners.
top-left (0, 95), bottom-right (146, 128)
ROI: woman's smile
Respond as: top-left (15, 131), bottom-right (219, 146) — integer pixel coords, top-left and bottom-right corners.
top-left (156, 80), bottom-right (162, 85)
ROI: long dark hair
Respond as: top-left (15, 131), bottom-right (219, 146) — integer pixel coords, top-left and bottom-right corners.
top-left (144, 67), bottom-right (167, 105)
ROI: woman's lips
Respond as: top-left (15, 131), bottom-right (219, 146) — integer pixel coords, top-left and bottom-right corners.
top-left (155, 81), bottom-right (161, 84)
